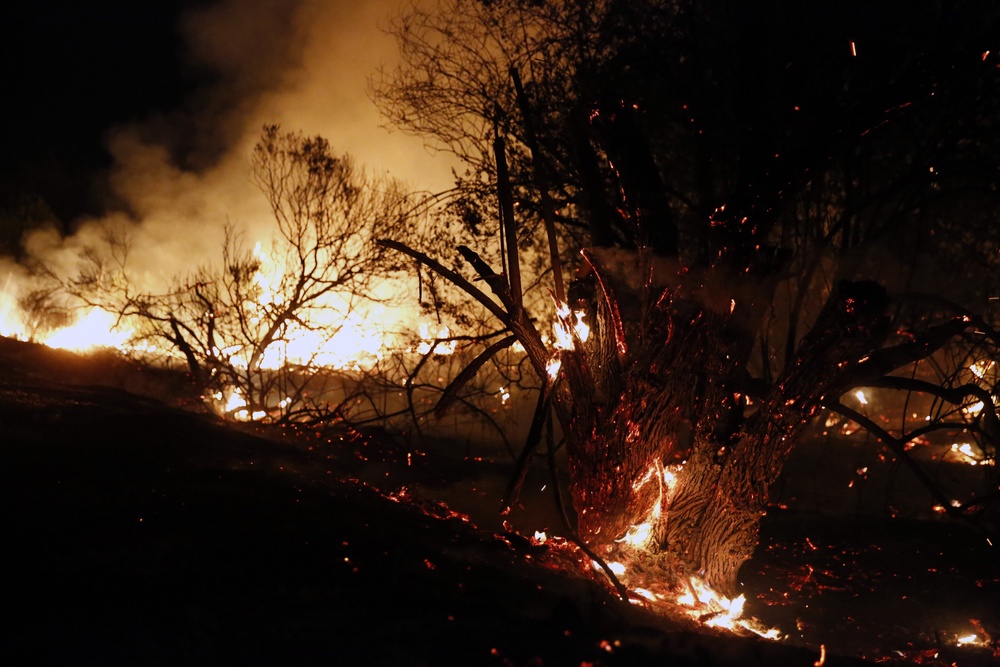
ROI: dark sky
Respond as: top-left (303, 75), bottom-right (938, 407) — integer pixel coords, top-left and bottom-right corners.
top-left (0, 1), bottom-right (207, 220)
top-left (0, 0), bottom-right (453, 228)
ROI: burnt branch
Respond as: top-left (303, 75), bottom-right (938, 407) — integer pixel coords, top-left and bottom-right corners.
top-left (863, 375), bottom-right (999, 441)
top-left (378, 239), bottom-right (511, 326)
top-left (825, 401), bottom-right (987, 528)
top-left (435, 334), bottom-right (516, 419)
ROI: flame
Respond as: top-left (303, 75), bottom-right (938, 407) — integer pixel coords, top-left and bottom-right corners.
top-left (616, 522), bottom-right (653, 549)
top-left (573, 457), bottom-right (780, 640)
top-left (1, 236), bottom-right (465, 412)
top-left (552, 301), bottom-right (589, 351)
top-left (677, 577), bottom-right (744, 622)
top-left (949, 442), bottom-right (991, 466)
top-left (0, 277), bottom-right (24, 338)
top-left (956, 633), bottom-right (985, 646)
top-left (552, 321), bottom-right (573, 351)
top-left (970, 360), bottom-right (994, 379)
top-left (963, 400), bottom-right (986, 416)
top-left (40, 308), bottom-right (134, 352)
top-left (607, 561), bottom-right (627, 576)
top-left (214, 386), bottom-right (267, 422)
top-left (415, 323), bottom-right (456, 355)
top-left (258, 309), bottom-right (391, 371)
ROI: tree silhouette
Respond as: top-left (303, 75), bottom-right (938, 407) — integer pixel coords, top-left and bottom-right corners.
top-left (375, 0), bottom-right (1000, 595)
top-left (66, 126), bottom-right (413, 423)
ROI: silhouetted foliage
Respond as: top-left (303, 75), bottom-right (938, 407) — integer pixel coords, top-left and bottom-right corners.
top-left (376, 0), bottom-right (1000, 594)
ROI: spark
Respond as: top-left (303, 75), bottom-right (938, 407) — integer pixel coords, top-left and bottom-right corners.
top-left (814, 644), bottom-right (826, 667)
top-left (855, 390), bottom-right (868, 405)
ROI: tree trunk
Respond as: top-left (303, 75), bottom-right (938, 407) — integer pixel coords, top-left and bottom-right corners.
top-left (551, 250), bottom-right (890, 595)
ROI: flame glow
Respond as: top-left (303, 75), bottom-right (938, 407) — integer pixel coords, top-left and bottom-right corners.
top-left (970, 360), bottom-right (994, 379)
top-left (552, 302), bottom-right (590, 351)
top-left (950, 442), bottom-right (991, 466)
top-left (40, 309), bottom-right (134, 353)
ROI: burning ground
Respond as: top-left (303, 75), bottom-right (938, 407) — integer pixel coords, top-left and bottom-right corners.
top-left (1, 336), bottom-right (997, 666)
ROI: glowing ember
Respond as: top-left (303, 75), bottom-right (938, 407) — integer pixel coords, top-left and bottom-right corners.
top-left (854, 390), bottom-right (868, 405)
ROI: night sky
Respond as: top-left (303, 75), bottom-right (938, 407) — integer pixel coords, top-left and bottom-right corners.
top-left (0, 1), bottom-right (209, 220)
top-left (1, 0), bottom-right (446, 231)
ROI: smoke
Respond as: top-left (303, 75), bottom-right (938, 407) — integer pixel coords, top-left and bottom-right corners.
top-left (15, 0), bottom-right (455, 290)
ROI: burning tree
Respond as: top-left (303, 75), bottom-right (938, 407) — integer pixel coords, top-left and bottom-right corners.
top-left (374, 0), bottom-right (1000, 597)
top-left (65, 125), bottom-right (414, 423)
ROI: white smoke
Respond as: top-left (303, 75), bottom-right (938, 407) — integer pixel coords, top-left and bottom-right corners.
top-left (17, 0), bottom-right (454, 288)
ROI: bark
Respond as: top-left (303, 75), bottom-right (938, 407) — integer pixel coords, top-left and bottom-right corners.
top-left (385, 237), bottom-right (896, 597)
top-left (552, 252), bottom-right (892, 595)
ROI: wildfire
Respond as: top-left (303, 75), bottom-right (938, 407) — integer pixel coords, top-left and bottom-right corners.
top-left (39, 308), bottom-right (134, 353)
top-left (594, 549), bottom-right (781, 639)
top-left (0, 239), bottom-right (470, 422)
top-left (573, 456), bottom-right (780, 640)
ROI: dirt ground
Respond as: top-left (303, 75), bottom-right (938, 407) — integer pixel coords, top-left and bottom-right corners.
top-left (2, 337), bottom-right (997, 666)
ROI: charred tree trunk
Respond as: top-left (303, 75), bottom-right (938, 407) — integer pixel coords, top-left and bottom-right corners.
top-left (552, 250), bottom-right (891, 595)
